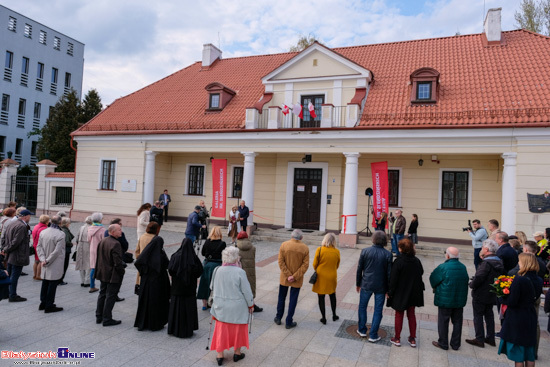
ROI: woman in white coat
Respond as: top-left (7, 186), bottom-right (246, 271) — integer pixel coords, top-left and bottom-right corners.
top-left (137, 203), bottom-right (151, 239)
top-left (227, 205), bottom-right (240, 245)
top-left (36, 216), bottom-right (66, 313)
top-left (74, 216), bottom-right (92, 287)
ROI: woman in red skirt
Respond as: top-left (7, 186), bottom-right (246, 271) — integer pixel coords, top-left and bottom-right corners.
top-left (210, 246), bottom-right (254, 365)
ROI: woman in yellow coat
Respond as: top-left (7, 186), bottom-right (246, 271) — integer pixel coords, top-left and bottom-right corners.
top-left (312, 233), bottom-right (340, 324)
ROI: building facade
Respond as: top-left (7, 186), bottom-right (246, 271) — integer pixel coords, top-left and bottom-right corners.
top-left (0, 5), bottom-right (84, 166)
top-left (70, 9), bottom-right (550, 244)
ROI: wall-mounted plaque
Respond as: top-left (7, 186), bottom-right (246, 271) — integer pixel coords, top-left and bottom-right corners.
top-left (121, 179), bottom-right (137, 192)
top-left (527, 192), bottom-right (550, 213)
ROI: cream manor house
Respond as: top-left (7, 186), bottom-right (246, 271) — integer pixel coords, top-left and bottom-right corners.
top-left (69, 9), bottom-right (550, 245)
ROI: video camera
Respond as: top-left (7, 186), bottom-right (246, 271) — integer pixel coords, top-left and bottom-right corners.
top-left (462, 220), bottom-right (473, 232)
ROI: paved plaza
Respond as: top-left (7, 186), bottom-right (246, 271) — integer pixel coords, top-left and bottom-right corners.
top-left (1, 220), bottom-right (549, 366)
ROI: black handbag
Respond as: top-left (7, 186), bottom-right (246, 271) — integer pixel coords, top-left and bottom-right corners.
top-left (309, 247), bottom-right (322, 284)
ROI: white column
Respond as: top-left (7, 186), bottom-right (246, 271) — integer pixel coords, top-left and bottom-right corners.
top-left (241, 152), bottom-right (258, 229)
top-left (143, 151), bottom-right (158, 204)
top-left (501, 152), bottom-right (517, 234)
top-left (342, 153), bottom-right (360, 234)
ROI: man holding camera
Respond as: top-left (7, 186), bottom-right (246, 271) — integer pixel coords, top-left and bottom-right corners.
top-left (467, 220), bottom-right (488, 269)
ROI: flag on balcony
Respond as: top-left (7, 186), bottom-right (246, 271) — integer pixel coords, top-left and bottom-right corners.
top-left (281, 104), bottom-right (290, 115)
top-left (292, 103), bottom-right (303, 119)
top-left (308, 102), bottom-right (317, 119)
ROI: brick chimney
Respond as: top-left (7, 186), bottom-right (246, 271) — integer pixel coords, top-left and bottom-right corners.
top-left (202, 44), bottom-right (222, 67)
top-left (483, 8), bottom-right (501, 43)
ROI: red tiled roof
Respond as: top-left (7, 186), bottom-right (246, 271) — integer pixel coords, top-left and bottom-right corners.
top-left (45, 172), bottom-right (75, 179)
top-left (73, 30), bottom-right (550, 135)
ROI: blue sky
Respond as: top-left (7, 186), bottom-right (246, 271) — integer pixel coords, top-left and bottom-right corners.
top-left (1, 0), bottom-right (521, 105)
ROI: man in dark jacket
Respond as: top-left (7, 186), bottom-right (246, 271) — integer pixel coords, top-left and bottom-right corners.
top-left (356, 230), bottom-right (392, 342)
top-left (95, 224), bottom-right (125, 326)
top-left (465, 239), bottom-right (504, 348)
top-left (238, 200), bottom-right (250, 233)
top-left (3, 209), bottom-right (32, 302)
top-left (495, 232), bottom-right (518, 273)
top-left (103, 218), bottom-right (128, 302)
top-left (389, 209), bottom-right (406, 254)
top-left (508, 241), bottom-right (546, 278)
top-left (159, 189), bottom-right (171, 222)
top-left (150, 201), bottom-right (164, 227)
top-left (185, 206), bottom-right (205, 242)
top-left (430, 247), bottom-right (469, 351)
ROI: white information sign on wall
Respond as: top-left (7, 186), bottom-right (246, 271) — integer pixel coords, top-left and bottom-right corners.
top-left (121, 179), bottom-right (137, 192)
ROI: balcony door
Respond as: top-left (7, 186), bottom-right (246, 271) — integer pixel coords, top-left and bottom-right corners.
top-left (300, 95), bottom-right (323, 128)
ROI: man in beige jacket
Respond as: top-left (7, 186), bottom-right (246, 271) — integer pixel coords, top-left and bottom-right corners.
top-left (274, 229), bottom-right (309, 329)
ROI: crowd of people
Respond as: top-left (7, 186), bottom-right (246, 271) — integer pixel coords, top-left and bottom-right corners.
top-left (0, 198), bottom-right (549, 367)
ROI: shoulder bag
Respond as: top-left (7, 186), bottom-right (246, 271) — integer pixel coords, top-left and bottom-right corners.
top-left (309, 247), bottom-right (322, 284)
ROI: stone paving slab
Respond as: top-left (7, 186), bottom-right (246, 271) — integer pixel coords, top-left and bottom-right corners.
top-left (0, 220), bottom-right (549, 366)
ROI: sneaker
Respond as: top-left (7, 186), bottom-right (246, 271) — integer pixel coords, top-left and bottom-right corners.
top-left (356, 329), bottom-right (367, 338)
top-left (408, 337), bottom-right (417, 348)
top-left (390, 337), bottom-right (401, 347)
top-left (368, 336), bottom-right (382, 343)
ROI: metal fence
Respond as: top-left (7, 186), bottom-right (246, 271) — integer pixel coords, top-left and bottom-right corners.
top-left (10, 175), bottom-right (38, 211)
top-left (54, 187), bottom-right (72, 206)
top-left (257, 106), bottom-right (351, 129)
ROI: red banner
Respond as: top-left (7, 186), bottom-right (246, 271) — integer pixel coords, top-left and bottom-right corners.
top-left (211, 159), bottom-right (227, 218)
top-left (371, 161), bottom-right (389, 228)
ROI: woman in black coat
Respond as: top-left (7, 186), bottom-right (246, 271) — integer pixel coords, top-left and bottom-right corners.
top-left (134, 235), bottom-right (171, 331)
top-left (167, 238), bottom-right (203, 338)
top-left (196, 226), bottom-right (226, 310)
top-left (498, 253), bottom-right (541, 366)
top-left (387, 238), bottom-right (424, 348)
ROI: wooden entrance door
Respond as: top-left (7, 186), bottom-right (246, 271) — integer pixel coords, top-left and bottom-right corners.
top-left (292, 168), bottom-right (322, 230)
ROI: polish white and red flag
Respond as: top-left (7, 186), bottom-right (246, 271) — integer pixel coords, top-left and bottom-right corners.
top-left (281, 104), bottom-right (290, 115)
top-left (292, 103), bottom-right (303, 119)
top-left (308, 102), bottom-right (317, 119)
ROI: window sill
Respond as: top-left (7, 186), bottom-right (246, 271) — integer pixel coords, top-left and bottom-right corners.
top-left (97, 189), bottom-right (117, 192)
top-left (411, 100), bottom-right (437, 104)
top-left (437, 209), bottom-right (472, 213)
top-left (205, 108), bottom-right (222, 113)
top-left (184, 194), bottom-right (206, 197)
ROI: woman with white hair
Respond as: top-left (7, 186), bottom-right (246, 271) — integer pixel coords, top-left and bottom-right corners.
top-left (210, 246), bottom-right (254, 366)
top-left (75, 216), bottom-right (93, 287)
top-left (87, 212), bottom-right (104, 293)
top-left (311, 233), bottom-right (340, 324)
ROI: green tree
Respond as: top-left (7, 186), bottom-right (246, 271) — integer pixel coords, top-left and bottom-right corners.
top-left (515, 0), bottom-right (544, 33)
top-left (289, 34), bottom-right (318, 52)
top-left (35, 89), bottom-right (102, 172)
top-left (80, 88), bottom-right (103, 125)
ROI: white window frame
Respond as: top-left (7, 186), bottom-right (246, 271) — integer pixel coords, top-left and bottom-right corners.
top-left (98, 158), bottom-right (117, 191)
top-left (229, 165), bottom-right (244, 198)
top-left (388, 167), bottom-right (403, 209)
top-left (185, 163), bottom-right (206, 196)
top-left (438, 168), bottom-right (473, 212)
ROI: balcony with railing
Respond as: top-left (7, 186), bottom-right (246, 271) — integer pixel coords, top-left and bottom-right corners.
top-left (3, 68), bottom-right (12, 82)
top-left (20, 73), bottom-right (28, 87)
top-left (0, 111), bottom-right (8, 125)
top-left (246, 104), bottom-right (362, 130)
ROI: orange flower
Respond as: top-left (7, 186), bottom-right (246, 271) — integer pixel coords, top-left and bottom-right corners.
top-left (503, 288), bottom-right (510, 295)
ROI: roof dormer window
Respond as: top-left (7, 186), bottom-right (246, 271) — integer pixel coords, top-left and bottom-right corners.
top-left (209, 93), bottom-right (220, 109)
top-left (205, 82), bottom-right (235, 112)
top-left (410, 67), bottom-right (439, 104)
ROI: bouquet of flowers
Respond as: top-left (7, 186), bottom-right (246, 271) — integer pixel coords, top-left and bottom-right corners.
top-left (491, 275), bottom-right (514, 297)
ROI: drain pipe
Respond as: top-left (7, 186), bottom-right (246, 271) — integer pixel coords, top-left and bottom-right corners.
top-left (69, 135), bottom-right (77, 218)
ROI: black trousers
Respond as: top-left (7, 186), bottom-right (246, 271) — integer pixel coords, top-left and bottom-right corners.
top-left (96, 281), bottom-right (121, 322)
top-left (40, 279), bottom-right (60, 309)
top-left (163, 205), bottom-right (169, 221)
top-left (472, 301), bottom-right (495, 341)
top-left (61, 249), bottom-right (71, 281)
top-left (437, 307), bottom-right (463, 350)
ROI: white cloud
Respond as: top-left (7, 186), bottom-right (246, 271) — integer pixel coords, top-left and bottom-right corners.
top-left (2, 0), bottom-right (520, 105)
